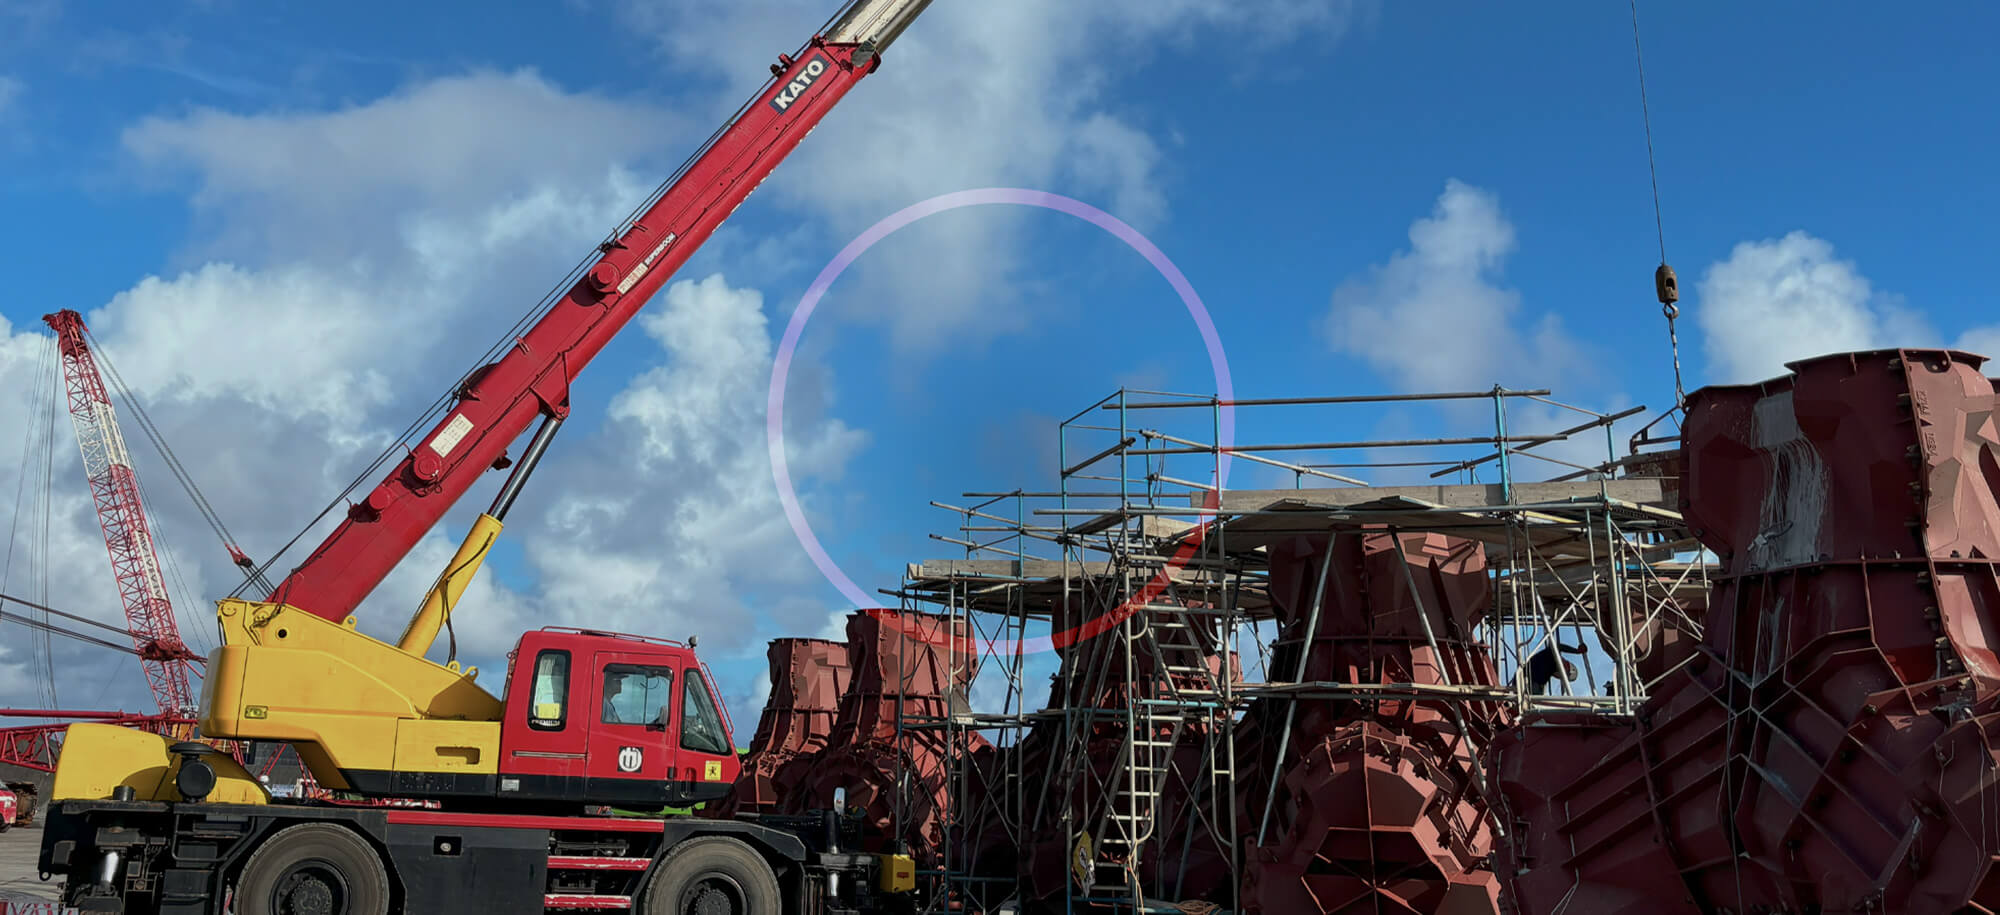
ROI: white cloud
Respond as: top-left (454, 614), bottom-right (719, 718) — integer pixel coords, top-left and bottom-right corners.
top-left (1322, 179), bottom-right (1624, 479)
top-left (618, 0), bottom-right (1364, 346)
top-left (95, 265), bottom-right (393, 424)
top-left (0, 75), bottom-right (19, 117)
top-left (522, 273), bottom-right (865, 656)
top-left (1693, 230), bottom-right (2000, 384)
top-left (1328, 179), bottom-right (1590, 393)
top-left (1694, 231), bottom-right (1936, 383)
top-left (120, 70), bottom-right (681, 267)
top-left (1954, 327), bottom-right (2000, 362)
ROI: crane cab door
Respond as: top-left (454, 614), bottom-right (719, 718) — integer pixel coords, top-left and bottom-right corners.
top-left (672, 664), bottom-right (739, 802)
top-left (584, 652), bottom-right (682, 801)
top-left (586, 656), bottom-right (738, 806)
top-left (498, 645), bottom-right (590, 788)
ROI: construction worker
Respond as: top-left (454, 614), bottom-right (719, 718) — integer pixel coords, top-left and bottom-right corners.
top-left (1528, 642), bottom-right (1588, 695)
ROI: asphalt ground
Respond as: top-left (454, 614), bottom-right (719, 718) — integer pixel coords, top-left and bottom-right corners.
top-left (0, 823), bottom-right (63, 908)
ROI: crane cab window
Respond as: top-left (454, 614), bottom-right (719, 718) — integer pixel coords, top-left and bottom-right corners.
top-left (602, 664), bottom-right (675, 728)
top-left (528, 650), bottom-right (570, 731)
top-left (680, 669), bottom-right (729, 755)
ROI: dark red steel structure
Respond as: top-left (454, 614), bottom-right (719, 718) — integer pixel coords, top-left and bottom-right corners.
top-left (1496, 349), bottom-right (2000, 915)
top-left (1237, 531), bottom-right (1504, 915)
top-left (712, 638), bottom-right (851, 817)
top-left (781, 609), bottom-right (983, 868)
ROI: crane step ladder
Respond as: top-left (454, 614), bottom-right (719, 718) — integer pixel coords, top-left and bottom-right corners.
top-left (543, 854), bottom-right (653, 910)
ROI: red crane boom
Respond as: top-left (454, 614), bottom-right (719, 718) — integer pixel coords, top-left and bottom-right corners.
top-left (40, 310), bottom-right (199, 715)
top-left (267, 0), bottom-right (932, 622)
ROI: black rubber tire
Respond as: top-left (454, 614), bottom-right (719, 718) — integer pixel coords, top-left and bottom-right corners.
top-left (234, 823), bottom-right (390, 915)
top-left (643, 837), bottom-right (781, 915)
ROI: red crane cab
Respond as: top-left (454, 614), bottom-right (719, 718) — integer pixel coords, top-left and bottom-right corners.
top-left (495, 627), bottom-right (740, 809)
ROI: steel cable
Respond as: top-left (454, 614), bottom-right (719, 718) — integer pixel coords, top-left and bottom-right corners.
top-left (1630, 0), bottom-right (1687, 410)
top-left (4, 334), bottom-right (59, 706)
top-left (37, 338), bottom-right (62, 708)
top-left (88, 329), bottom-right (276, 596)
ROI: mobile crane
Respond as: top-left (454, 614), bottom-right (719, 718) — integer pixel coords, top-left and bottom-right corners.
top-left (35, 2), bottom-right (933, 913)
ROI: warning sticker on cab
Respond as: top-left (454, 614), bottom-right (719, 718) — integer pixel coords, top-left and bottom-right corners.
top-left (704, 760), bottom-right (723, 781)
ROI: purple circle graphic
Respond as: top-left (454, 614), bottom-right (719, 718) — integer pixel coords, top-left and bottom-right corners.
top-left (767, 188), bottom-right (1235, 654)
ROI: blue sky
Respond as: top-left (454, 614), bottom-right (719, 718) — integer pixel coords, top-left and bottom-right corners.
top-left (2, 0), bottom-right (1996, 720)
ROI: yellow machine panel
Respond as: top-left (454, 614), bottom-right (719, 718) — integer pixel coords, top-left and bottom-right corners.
top-left (51, 724), bottom-right (267, 805)
top-left (392, 718), bottom-right (499, 774)
top-left (202, 598), bottom-right (503, 784)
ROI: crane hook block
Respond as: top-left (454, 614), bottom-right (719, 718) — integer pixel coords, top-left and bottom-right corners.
top-left (1654, 263), bottom-right (1680, 306)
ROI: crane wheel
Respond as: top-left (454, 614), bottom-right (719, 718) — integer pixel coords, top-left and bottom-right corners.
top-left (643, 836), bottom-right (781, 915)
top-left (234, 823), bottom-right (390, 915)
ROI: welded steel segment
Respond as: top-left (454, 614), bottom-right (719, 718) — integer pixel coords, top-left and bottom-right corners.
top-left (1498, 348), bottom-right (2000, 915)
top-left (711, 638), bottom-right (850, 817)
top-left (264, 0), bottom-right (931, 623)
top-left (778, 610), bottom-right (980, 869)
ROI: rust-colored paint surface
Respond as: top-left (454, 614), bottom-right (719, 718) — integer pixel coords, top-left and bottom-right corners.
top-left (778, 609), bottom-right (985, 868)
top-left (1496, 349), bottom-right (2000, 915)
top-left (1235, 531), bottom-right (1505, 914)
top-left (709, 637), bottom-right (849, 817)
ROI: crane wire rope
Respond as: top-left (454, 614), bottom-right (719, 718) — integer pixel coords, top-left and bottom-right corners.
top-left (5, 333), bottom-right (59, 707)
top-left (87, 328), bottom-right (275, 598)
top-left (1, 335), bottom-right (46, 668)
top-left (1631, 3), bottom-right (1732, 901)
top-left (0, 608), bottom-right (143, 657)
top-left (236, 46), bottom-right (806, 600)
top-left (131, 470), bottom-right (215, 657)
top-left (36, 337), bottom-right (62, 707)
top-left (86, 337), bottom-right (230, 654)
top-left (1630, 0), bottom-right (1686, 412)
top-left (0, 590), bottom-right (153, 656)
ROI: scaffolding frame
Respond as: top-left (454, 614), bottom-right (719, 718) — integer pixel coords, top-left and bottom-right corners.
top-left (893, 386), bottom-right (1707, 913)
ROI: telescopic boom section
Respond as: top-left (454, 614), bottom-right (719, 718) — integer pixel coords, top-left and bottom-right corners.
top-left (41, 310), bottom-right (199, 715)
top-left (268, 0), bottom-right (934, 623)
